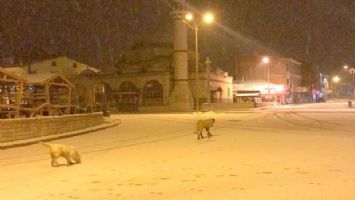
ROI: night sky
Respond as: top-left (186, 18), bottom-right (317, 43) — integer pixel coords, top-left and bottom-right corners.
top-left (0, 0), bottom-right (353, 75)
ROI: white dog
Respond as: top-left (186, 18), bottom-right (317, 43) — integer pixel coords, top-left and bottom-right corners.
top-left (40, 142), bottom-right (81, 167)
top-left (195, 118), bottom-right (215, 140)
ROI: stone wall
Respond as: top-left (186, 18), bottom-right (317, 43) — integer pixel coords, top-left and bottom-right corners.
top-left (139, 105), bottom-right (169, 113)
top-left (0, 113), bottom-right (104, 143)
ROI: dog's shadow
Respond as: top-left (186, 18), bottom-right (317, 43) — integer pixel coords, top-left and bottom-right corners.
top-left (52, 163), bottom-right (80, 167)
top-left (196, 135), bottom-right (219, 143)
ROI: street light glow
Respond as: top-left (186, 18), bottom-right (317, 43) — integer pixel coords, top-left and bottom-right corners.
top-left (185, 13), bottom-right (193, 21)
top-left (203, 13), bottom-right (214, 24)
top-left (262, 56), bottom-right (270, 64)
top-left (332, 76), bottom-right (340, 83)
top-left (344, 65), bottom-right (349, 69)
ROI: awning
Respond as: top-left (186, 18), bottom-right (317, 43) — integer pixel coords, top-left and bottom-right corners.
top-left (235, 92), bottom-right (260, 97)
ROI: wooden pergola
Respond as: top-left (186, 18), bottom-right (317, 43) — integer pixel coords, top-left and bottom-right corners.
top-left (22, 73), bottom-right (75, 117)
top-left (0, 67), bottom-right (25, 118)
top-left (0, 67), bottom-right (77, 118)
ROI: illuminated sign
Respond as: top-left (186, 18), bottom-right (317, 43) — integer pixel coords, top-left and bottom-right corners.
top-left (235, 83), bottom-right (285, 94)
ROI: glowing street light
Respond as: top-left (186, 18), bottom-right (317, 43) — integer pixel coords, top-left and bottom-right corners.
top-left (332, 76), bottom-right (340, 83)
top-left (183, 12), bottom-right (215, 110)
top-left (262, 56), bottom-right (270, 64)
top-left (203, 12), bottom-right (214, 24)
top-left (185, 13), bottom-right (193, 21)
top-left (262, 56), bottom-right (270, 94)
top-left (344, 65), bottom-right (349, 70)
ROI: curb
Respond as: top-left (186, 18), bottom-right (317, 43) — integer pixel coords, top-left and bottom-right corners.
top-left (0, 119), bottom-right (121, 150)
top-left (222, 109), bottom-right (355, 114)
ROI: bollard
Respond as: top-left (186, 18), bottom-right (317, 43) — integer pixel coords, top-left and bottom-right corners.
top-left (348, 101), bottom-right (352, 108)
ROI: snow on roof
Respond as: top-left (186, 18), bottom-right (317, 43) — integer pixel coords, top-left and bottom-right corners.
top-left (0, 67), bottom-right (26, 82)
top-left (235, 79), bottom-right (269, 85)
top-left (3, 67), bottom-right (74, 87)
top-left (3, 67), bottom-right (27, 77)
top-left (24, 73), bottom-right (57, 83)
top-left (86, 66), bottom-right (101, 73)
top-left (24, 73), bottom-right (74, 87)
top-left (32, 56), bottom-right (101, 74)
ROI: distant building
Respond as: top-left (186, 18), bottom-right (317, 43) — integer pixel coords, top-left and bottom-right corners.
top-left (5, 48), bottom-right (233, 112)
top-left (22, 56), bottom-right (101, 80)
top-left (235, 53), bottom-right (302, 104)
top-left (101, 43), bottom-right (233, 112)
top-left (18, 56), bottom-right (101, 109)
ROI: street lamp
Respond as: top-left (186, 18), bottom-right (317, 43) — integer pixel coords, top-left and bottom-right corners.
top-left (261, 56), bottom-right (270, 94)
top-left (184, 12), bottom-right (214, 110)
top-left (332, 76), bottom-right (340, 83)
top-left (342, 65), bottom-right (355, 98)
top-left (349, 67), bottom-right (355, 98)
top-left (332, 75), bottom-right (340, 98)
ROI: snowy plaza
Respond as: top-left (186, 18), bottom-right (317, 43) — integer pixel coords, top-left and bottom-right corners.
top-left (1, 102), bottom-right (355, 199)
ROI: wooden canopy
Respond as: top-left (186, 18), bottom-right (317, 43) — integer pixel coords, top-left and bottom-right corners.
top-left (22, 73), bottom-right (75, 117)
top-left (0, 67), bottom-right (26, 118)
top-left (0, 67), bottom-right (76, 118)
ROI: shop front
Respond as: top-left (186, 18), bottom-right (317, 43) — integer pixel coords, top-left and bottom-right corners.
top-left (234, 80), bottom-right (286, 104)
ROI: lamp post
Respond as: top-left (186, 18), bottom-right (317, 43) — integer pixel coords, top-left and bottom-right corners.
top-left (332, 75), bottom-right (340, 98)
top-left (349, 67), bottom-right (355, 98)
top-left (194, 25), bottom-right (199, 109)
top-left (343, 65), bottom-right (355, 98)
top-left (184, 12), bottom-right (214, 110)
top-left (262, 56), bottom-right (270, 95)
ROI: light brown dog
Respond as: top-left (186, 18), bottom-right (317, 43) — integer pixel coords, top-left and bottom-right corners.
top-left (195, 118), bottom-right (215, 140)
top-left (40, 142), bottom-right (81, 167)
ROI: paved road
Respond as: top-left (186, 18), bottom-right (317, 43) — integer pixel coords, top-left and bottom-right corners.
top-left (1, 102), bottom-right (355, 199)
top-left (261, 101), bottom-right (354, 111)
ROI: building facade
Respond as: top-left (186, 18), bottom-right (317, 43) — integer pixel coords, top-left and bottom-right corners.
top-left (12, 45), bottom-right (233, 112)
top-left (235, 53), bottom-right (302, 104)
top-left (110, 43), bottom-right (233, 112)
top-left (23, 56), bottom-right (101, 79)
top-left (15, 56), bottom-right (101, 109)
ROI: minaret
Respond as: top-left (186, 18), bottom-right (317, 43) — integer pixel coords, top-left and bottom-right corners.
top-left (168, 0), bottom-right (194, 111)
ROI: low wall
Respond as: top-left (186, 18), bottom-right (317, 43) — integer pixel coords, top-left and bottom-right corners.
top-left (0, 113), bottom-right (104, 143)
top-left (139, 106), bottom-right (169, 113)
top-left (201, 102), bottom-right (254, 111)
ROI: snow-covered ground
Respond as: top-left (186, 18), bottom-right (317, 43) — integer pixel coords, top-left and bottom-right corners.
top-left (1, 102), bottom-right (355, 199)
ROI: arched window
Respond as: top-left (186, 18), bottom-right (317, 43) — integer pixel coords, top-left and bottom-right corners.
top-left (142, 80), bottom-right (163, 105)
top-left (116, 81), bottom-right (139, 112)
